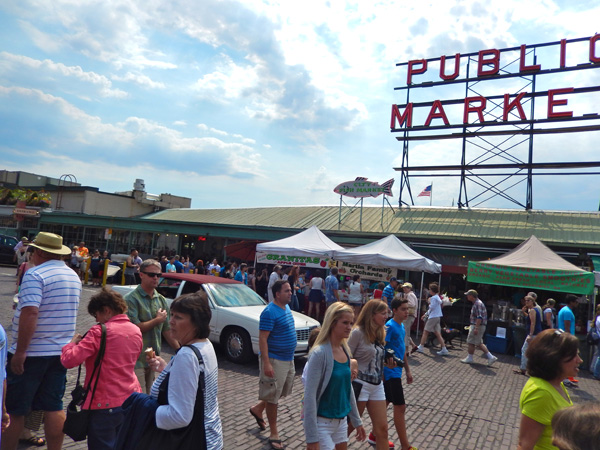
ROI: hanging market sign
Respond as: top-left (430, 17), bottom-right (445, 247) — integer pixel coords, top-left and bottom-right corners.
top-left (335, 261), bottom-right (393, 282)
top-left (256, 252), bottom-right (330, 269)
top-left (467, 262), bottom-right (595, 295)
top-left (392, 36), bottom-right (600, 137)
top-left (333, 177), bottom-right (394, 198)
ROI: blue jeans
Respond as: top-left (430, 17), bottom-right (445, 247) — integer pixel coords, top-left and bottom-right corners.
top-left (593, 344), bottom-right (600, 379)
top-left (520, 339), bottom-right (529, 371)
top-left (290, 294), bottom-right (299, 312)
top-left (87, 407), bottom-right (124, 450)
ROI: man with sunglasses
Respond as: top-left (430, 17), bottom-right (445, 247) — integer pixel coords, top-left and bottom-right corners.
top-left (124, 259), bottom-right (180, 393)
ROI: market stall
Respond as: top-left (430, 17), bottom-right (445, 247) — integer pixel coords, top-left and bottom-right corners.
top-left (333, 234), bottom-right (442, 336)
top-left (255, 225), bottom-right (344, 269)
top-left (332, 234), bottom-right (441, 274)
top-left (467, 235), bottom-right (595, 355)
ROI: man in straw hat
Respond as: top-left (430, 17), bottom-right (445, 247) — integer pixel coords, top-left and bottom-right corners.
top-left (2, 232), bottom-right (81, 450)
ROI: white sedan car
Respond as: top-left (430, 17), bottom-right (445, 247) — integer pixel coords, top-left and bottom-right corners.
top-left (112, 273), bottom-right (320, 364)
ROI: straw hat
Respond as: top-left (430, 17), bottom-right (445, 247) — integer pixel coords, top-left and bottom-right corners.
top-left (29, 232), bottom-right (71, 255)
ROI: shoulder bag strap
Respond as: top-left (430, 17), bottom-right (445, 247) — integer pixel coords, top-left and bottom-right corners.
top-left (86, 323), bottom-right (107, 408)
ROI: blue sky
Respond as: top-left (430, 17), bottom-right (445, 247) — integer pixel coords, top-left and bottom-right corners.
top-left (1, 0), bottom-right (599, 211)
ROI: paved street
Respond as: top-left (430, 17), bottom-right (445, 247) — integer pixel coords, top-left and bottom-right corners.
top-left (1, 268), bottom-right (599, 450)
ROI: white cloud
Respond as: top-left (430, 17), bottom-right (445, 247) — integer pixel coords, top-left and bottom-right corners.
top-left (0, 52), bottom-right (128, 98)
top-left (112, 72), bottom-right (165, 89)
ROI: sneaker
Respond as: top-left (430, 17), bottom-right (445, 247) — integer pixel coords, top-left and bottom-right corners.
top-left (487, 355), bottom-right (498, 367)
top-left (461, 356), bottom-right (474, 364)
top-left (367, 432), bottom-right (394, 449)
top-left (437, 347), bottom-right (449, 356)
top-left (563, 380), bottom-right (575, 388)
top-left (415, 345), bottom-right (424, 354)
top-left (368, 432), bottom-right (376, 446)
top-left (568, 377), bottom-right (579, 383)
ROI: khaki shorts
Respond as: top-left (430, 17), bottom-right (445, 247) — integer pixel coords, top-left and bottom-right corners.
top-left (424, 316), bottom-right (441, 333)
top-left (258, 357), bottom-right (295, 404)
top-left (466, 325), bottom-right (486, 346)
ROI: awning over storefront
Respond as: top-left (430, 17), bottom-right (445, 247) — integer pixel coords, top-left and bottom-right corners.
top-left (467, 235), bottom-right (594, 295)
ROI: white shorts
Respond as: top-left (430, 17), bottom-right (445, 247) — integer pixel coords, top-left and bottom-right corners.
top-left (316, 416), bottom-right (348, 450)
top-left (355, 379), bottom-right (386, 402)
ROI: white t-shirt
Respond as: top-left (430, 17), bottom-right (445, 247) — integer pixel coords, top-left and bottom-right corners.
top-left (428, 294), bottom-right (443, 319)
top-left (267, 272), bottom-right (280, 302)
top-left (348, 281), bottom-right (363, 304)
top-left (310, 277), bottom-right (323, 290)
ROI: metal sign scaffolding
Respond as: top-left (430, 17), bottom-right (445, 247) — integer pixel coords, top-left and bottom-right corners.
top-left (391, 36), bottom-right (600, 210)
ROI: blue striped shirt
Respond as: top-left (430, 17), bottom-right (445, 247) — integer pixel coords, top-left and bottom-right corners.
top-left (259, 302), bottom-right (297, 361)
top-left (10, 259), bottom-right (81, 356)
top-left (382, 284), bottom-right (396, 306)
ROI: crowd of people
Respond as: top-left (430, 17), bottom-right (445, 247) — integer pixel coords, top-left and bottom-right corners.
top-left (2, 232), bottom-right (223, 450)
top-left (2, 236), bottom-right (600, 450)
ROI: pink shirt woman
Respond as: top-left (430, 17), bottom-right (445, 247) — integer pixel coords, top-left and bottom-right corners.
top-left (61, 288), bottom-right (142, 450)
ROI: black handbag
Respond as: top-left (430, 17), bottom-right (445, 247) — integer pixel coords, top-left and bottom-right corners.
top-left (63, 323), bottom-right (107, 442)
top-left (135, 345), bottom-right (207, 450)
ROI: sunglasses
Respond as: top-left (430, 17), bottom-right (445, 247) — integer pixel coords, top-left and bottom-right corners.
top-left (142, 272), bottom-right (161, 278)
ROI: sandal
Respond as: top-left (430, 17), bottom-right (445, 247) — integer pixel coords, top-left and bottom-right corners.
top-left (269, 438), bottom-right (284, 450)
top-left (19, 436), bottom-right (46, 447)
top-left (249, 408), bottom-right (266, 430)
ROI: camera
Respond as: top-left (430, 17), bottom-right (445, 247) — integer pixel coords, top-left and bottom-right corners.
top-left (385, 348), bottom-right (404, 368)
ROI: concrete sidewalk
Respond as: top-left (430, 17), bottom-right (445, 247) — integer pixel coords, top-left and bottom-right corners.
top-left (1, 270), bottom-right (598, 450)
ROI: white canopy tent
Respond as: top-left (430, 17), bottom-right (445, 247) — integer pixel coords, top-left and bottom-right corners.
top-left (333, 235), bottom-right (442, 339)
top-left (255, 225), bottom-right (345, 258)
top-left (332, 234), bottom-right (442, 274)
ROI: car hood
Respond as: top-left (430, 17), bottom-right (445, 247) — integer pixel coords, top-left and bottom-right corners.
top-left (218, 304), bottom-right (319, 329)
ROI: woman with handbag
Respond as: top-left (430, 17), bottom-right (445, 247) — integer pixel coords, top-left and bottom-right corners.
top-left (347, 300), bottom-right (394, 450)
top-left (61, 288), bottom-right (142, 450)
top-left (144, 291), bottom-right (223, 449)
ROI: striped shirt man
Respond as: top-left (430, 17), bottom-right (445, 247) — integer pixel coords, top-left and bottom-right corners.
top-left (10, 259), bottom-right (81, 356)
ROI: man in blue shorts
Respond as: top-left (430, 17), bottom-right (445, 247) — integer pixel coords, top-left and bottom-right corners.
top-left (249, 280), bottom-right (297, 450)
top-left (3, 232), bottom-right (81, 450)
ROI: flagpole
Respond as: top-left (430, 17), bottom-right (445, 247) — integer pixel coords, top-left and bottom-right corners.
top-left (430, 181), bottom-right (433, 206)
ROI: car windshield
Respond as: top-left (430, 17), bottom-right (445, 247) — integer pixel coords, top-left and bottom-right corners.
top-left (204, 283), bottom-right (267, 307)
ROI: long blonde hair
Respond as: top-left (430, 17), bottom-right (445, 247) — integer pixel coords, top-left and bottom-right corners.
top-left (354, 299), bottom-right (387, 344)
top-left (311, 302), bottom-right (353, 355)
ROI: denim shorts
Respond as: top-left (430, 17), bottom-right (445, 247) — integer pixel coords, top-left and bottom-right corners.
top-left (6, 354), bottom-right (67, 415)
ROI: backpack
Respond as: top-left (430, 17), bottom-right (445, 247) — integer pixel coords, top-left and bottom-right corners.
top-left (587, 325), bottom-right (600, 345)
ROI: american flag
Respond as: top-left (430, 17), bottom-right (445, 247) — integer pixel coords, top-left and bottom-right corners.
top-left (418, 185), bottom-right (432, 197)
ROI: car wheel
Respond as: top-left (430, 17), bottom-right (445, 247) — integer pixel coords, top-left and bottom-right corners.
top-left (223, 327), bottom-right (253, 364)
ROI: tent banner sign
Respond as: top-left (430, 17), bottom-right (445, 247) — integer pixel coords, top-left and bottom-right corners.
top-left (467, 262), bottom-right (594, 295)
top-left (256, 252), bottom-right (330, 269)
top-left (335, 261), bottom-right (393, 282)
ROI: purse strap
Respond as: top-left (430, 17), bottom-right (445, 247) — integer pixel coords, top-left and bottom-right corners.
top-left (82, 323), bottom-right (107, 409)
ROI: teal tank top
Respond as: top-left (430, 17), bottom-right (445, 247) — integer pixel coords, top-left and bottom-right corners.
top-left (317, 359), bottom-right (352, 419)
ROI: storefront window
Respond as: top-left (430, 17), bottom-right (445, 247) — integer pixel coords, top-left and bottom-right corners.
top-left (130, 231), bottom-right (154, 256)
top-left (154, 233), bottom-right (179, 258)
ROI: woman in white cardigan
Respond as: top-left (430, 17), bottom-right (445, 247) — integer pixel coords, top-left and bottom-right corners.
top-left (302, 302), bottom-right (366, 450)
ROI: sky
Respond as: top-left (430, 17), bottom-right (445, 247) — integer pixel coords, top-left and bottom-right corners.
top-left (1, 0), bottom-right (599, 212)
